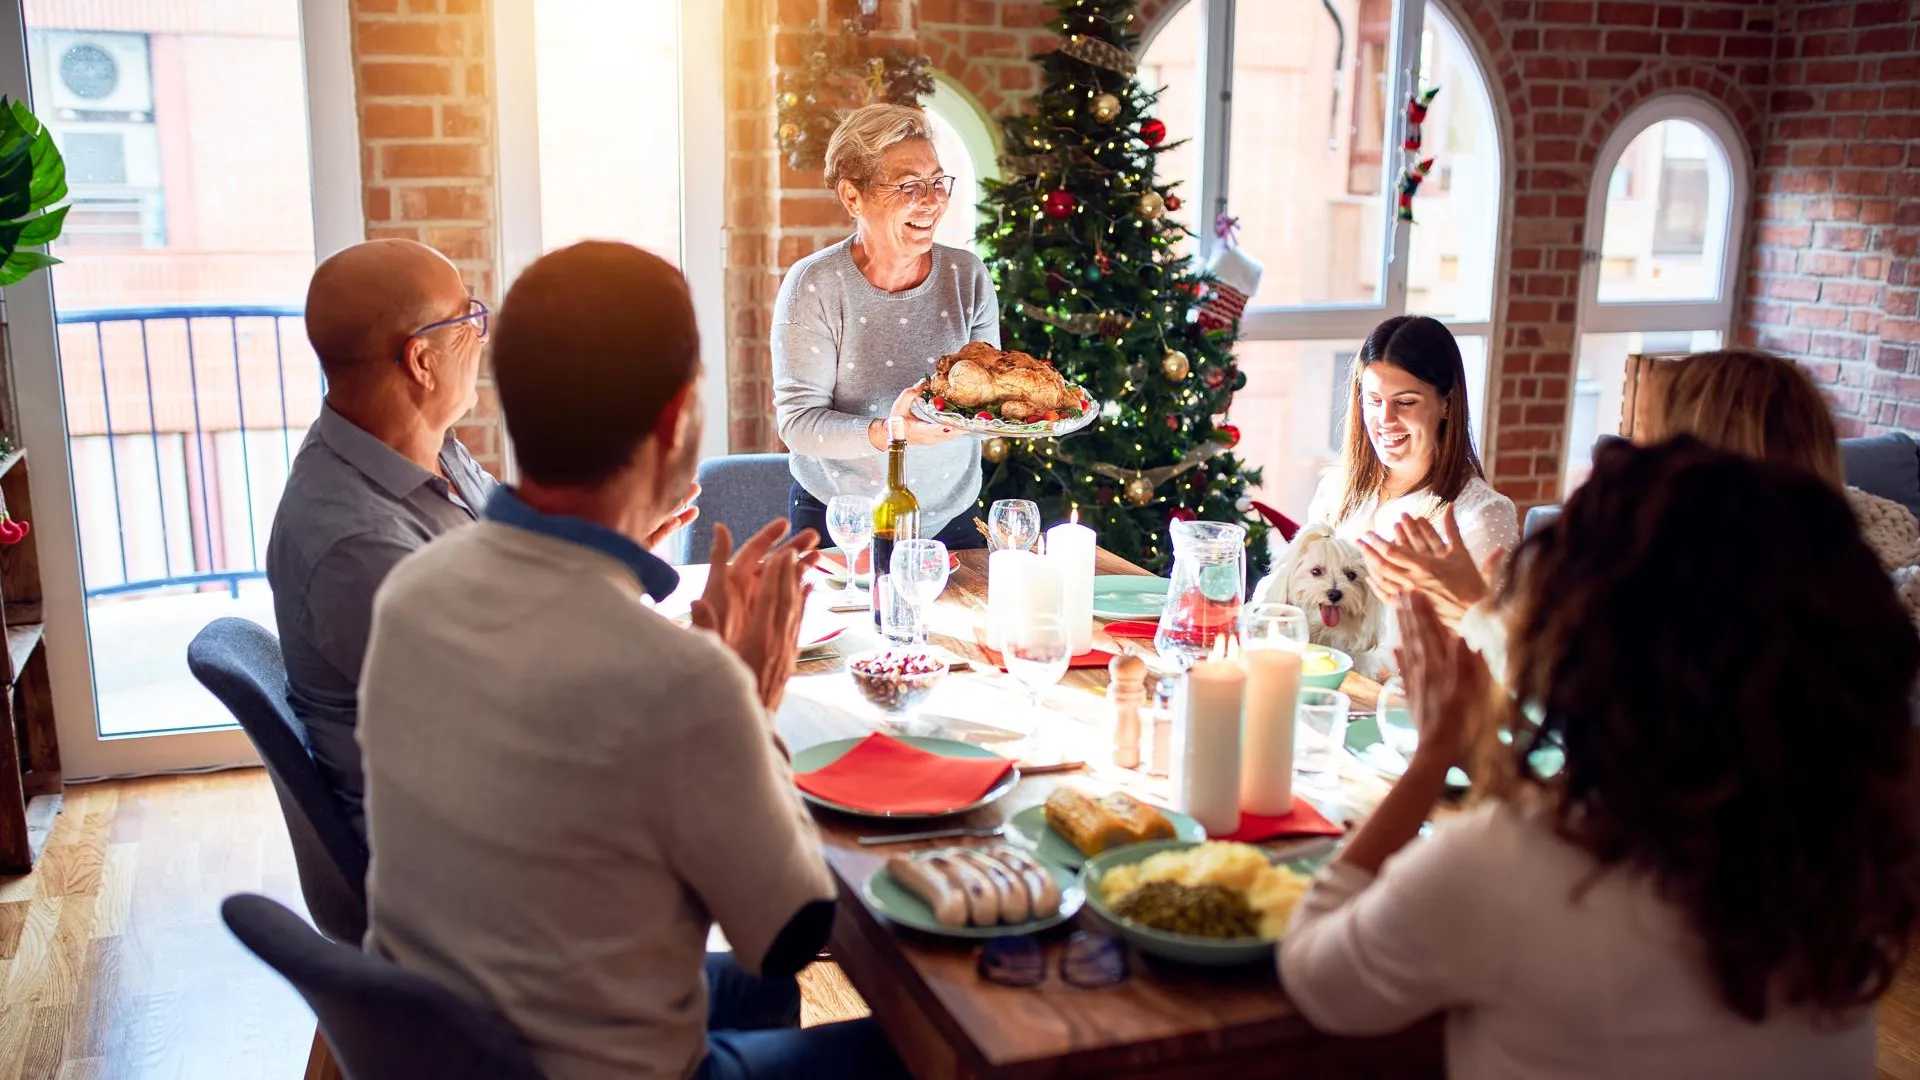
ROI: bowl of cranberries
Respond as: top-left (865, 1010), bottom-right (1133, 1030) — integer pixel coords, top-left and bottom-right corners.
top-left (846, 649), bottom-right (948, 714)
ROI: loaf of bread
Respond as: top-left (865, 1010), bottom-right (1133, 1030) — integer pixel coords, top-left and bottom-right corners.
top-left (1044, 788), bottom-right (1176, 857)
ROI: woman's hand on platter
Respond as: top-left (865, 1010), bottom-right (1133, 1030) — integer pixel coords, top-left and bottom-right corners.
top-left (867, 383), bottom-right (960, 450)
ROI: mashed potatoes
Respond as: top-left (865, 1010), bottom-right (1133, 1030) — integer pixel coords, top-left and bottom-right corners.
top-left (1099, 841), bottom-right (1314, 939)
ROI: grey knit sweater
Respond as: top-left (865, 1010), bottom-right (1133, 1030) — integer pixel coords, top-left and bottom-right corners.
top-left (771, 237), bottom-right (1000, 537)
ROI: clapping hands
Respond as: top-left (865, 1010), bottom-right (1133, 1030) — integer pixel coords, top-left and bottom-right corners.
top-left (691, 520), bottom-right (821, 713)
top-left (1356, 504), bottom-right (1505, 627)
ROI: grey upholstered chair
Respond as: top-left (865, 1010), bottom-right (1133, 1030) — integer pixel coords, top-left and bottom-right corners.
top-left (678, 453), bottom-right (794, 563)
top-left (223, 894), bottom-right (547, 1080)
top-left (188, 618), bottom-right (368, 943)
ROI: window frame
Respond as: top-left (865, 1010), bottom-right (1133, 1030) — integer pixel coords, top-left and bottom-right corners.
top-left (491, 0), bottom-right (730, 471)
top-left (1576, 94), bottom-right (1750, 337)
top-left (1143, 0), bottom-right (1508, 446)
top-left (923, 70), bottom-right (1001, 254)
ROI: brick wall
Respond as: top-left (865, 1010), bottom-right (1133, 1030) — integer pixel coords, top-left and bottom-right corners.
top-left (1739, 0), bottom-right (1920, 438)
top-left (349, 0), bottom-right (504, 473)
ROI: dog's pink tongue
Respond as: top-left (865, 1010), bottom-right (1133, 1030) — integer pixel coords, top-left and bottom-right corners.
top-left (1321, 605), bottom-right (1342, 628)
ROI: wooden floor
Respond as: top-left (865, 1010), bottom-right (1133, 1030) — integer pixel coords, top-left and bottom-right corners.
top-left (0, 768), bottom-right (1913, 1079)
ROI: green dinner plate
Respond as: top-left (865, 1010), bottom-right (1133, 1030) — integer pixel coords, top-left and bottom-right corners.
top-left (1342, 715), bottom-right (1563, 790)
top-left (790, 736), bottom-right (1020, 820)
top-left (1091, 575), bottom-right (1170, 620)
top-left (1081, 840), bottom-right (1335, 966)
top-left (864, 856), bottom-right (1085, 939)
top-left (1005, 804), bottom-right (1207, 871)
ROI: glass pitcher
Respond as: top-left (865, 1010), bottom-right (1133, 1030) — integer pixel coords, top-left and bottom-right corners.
top-left (1154, 520), bottom-right (1247, 667)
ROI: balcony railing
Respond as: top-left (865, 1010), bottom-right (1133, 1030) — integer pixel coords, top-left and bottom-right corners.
top-left (57, 305), bottom-right (322, 601)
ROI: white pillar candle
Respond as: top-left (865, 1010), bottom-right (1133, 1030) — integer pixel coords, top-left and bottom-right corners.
top-left (1046, 513), bottom-right (1097, 655)
top-left (988, 550), bottom-right (1059, 651)
top-left (1173, 640), bottom-right (1245, 835)
top-left (1239, 644), bottom-right (1299, 816)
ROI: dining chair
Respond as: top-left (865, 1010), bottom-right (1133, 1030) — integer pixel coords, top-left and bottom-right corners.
top-left (188, 617), bottom-right (369, 944)
top-left (678, 452), bottom-right (793, 563)
top-left (222, 894), bottom-right (548, 1080)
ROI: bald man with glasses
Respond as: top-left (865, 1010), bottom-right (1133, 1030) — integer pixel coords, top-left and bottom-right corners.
top-left (265, 239), bottom-right (502, 838)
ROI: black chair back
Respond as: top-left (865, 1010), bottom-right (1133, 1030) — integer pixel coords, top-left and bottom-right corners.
top-left (188, 617), bottom-right (368, 942)
top-left (222, 894), bottom-right (546, 1080)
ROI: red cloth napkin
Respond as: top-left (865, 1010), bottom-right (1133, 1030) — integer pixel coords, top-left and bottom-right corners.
top-left (794, 733), bottom-right (1014, 814)
top-left (1102, 620), bottom-right (1160, 641)
top-left (1220, 799), bottom-right (1344, 843)
top-left (972, 629), bottom-right (1115, 670)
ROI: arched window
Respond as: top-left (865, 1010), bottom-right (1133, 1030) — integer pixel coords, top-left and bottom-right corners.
top-left (1563, 95), bottom-right (1748, 490)
top-left (922, 76), bottom-right (999, 253)
top-left (1140, 0), bottom-right (1504, 522)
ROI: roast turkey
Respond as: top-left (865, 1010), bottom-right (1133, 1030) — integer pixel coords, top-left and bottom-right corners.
top-left (929, 342), bottom-right (1083, 422)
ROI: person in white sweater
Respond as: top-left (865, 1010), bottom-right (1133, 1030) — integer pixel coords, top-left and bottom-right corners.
top-left (1362, 348), bottom-right (1920, 676)
top-left (1281, 437), bottom-right (1920, 1080)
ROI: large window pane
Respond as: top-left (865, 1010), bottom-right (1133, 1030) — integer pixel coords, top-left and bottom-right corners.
top-left (535, 0), bottom-right (682, 259)
top-left (924, 87), bottom-right (988, 253)
top-left (1230, 0), bottom-right (1392, 308)
top-left (1139, 1), bottom-right (1202, 259)
top-left (1595, 119), bottom-right (1732, 303)
top-left (1405, 4), bottom-right (1498, 322)
top-left (1231, 339), bottom-right (1362, 521)
top-left (1564, 329), bottom-right (1723, 490)
top-left (30, 4), bottom-right (321, 737)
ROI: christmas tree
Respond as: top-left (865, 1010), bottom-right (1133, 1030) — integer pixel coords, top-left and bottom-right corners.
top-left (974, 0), bottom-right (1270, 577)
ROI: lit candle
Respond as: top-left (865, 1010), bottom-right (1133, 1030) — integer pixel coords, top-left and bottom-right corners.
top-left (1239, 642), bottom-right (1299, 816)
top-left (988, 549), bottom-right (1059, 650)
top-left (1173, 637), bottom-right (1245, 835)
top-left (1046, 509), bottom-right (1097, 656)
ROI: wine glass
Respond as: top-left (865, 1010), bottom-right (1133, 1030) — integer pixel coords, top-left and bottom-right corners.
top-left (1296, 688), bottom-right (1351, 775)
top-left (1240, 603), bottom-right (1309, 650)
top-left (825, 495), bottom-right (874, 594)
top-left (987, 499), bottom-right (1041, 553)
top-left (1005, 613), bottom-right (1071, 728)
top-left (889, 538), bottom-right (950, 645)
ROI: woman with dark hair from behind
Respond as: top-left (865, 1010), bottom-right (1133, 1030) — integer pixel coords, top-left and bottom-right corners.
top-left (1281, 437), bottom-right (1920, 1079)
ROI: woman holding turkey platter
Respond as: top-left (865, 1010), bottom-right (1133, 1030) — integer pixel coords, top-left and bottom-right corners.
top-left (1258, 315), bottom-right (1517, 665)
top-left (771, 103), bottom-right (1002, 551)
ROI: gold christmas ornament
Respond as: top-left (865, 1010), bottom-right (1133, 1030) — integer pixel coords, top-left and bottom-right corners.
top-left (1137, 191), bottom-right (1166, 220)
top-left (1160, 348), bottom-right (1190, 382)
top-left (778, 121), bottom-right (799, 143)
top-left (1090, 92), bottom-right (1122, 123)
top-left (1124, 474), bottom-right (1155, 507)
top-left (981, 436), bottom-right (1010, 464)
top-left (779, 91), bottom-right (800, 110)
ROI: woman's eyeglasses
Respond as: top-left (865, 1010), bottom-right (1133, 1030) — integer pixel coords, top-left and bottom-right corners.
top-left (976, 932), bottom-right (1128, 988)
top-left (868, 175), bottom-right (957, 204)
top-left (397, 298), bottom-right (490, 365)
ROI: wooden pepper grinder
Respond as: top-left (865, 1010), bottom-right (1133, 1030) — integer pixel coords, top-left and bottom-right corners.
top-left (1106, 653), bottom-right (1147, 770)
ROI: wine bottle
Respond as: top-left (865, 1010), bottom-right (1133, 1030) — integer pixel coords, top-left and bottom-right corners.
top-left (871, 417), bottom-right (920, 628)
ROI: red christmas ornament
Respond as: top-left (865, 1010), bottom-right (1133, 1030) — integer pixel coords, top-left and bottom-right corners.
top-left (1168, 507), bottom-right (1198, 524)
top-left (1166, 415), bottom-right (1181, 431)
top-left (1213, 423), bottom-right (1241, 448)
top-left (1165, 194), bottom-right (1182, 212)
top-left (1097, 485), bottom-right (1117, 506)
top-left (1203, 367), bottom-right (1227, 391)
top-left (1095, 249), bottom-right (1113, 274)
top-left (1042, 190), bottom-right (1076, 219)
top-left (1139, 119), bottom-right (1167, 147)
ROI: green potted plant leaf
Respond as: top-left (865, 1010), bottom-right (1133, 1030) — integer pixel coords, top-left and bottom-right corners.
top-left (0, 96), bottom-right (66, 286)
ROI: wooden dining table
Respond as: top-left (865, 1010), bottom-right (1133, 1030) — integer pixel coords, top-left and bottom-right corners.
top-left (769, 548), bottom-right (1445, 1080)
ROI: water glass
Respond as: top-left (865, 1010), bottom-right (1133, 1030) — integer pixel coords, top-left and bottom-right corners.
top-left (825, 495), bottom-right (874, 593)
top-left (1005, 614), bottom-right (1071, 718)
top-left (987, 499), bottom-right (1042, 553)
top-left (1240, 603), bottom-right (1309, 650)
top-left (1376, 677), bottom-right (1417, 760)
top-left (1296, 688), bottom-right (1351, 775)
top-left (889, 539), bottom-right (950, 645)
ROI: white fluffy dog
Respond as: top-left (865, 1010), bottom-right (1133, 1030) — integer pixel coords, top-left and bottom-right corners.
top-left (1250, 525), bottom-right (1383, 658)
